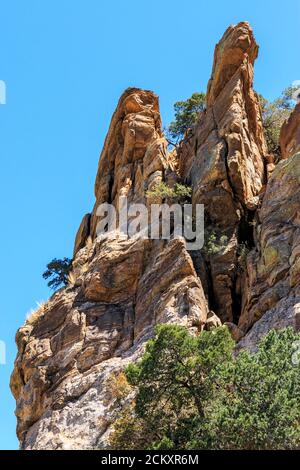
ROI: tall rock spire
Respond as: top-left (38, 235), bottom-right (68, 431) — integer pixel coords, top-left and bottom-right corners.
top-left (178, 21), bottom-right (268, 322)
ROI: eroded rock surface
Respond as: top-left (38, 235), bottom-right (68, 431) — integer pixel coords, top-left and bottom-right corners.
top-left (280, 102), bottom-right (300, 160)
top-left (89, 88), bottom-right (177, 238)
top-left (11, 89), bottom-right (207, 449)
top-left (11, 22), bottom-right (300, 450)
top-left (238, 129), bottom-right (300, 343)
top-left (178, 22), bottom-right (268, 323)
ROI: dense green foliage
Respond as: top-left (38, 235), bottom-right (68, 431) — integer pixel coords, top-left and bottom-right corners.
top-left (259, 86), bottom-right (297, 160)
top-left (146, 182), bottom-right (192, 202)
top-left (43, 257), bottom-right (72, 290)
top-left (203, 231), bottom-right (229, 255)
top-left (110, 325), bottom-right (300, 450)
top-left (166, 92), bottom-right (206, 144)
top-left (165, 86), bottom-right (297, 156)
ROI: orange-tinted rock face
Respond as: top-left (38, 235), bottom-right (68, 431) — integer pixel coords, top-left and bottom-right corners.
top-left (238, 103), bottom-right (300, 347)
top-left (11, 23), bottom-right (300, 450)
top-left (182, 22), bottom-right (267, 209)
top-left (178, 22), bottom-right (267, 323)
top-left (73, 88), bottom-right (177, 254)
top-left (73, 213), bottom-right (91, 257)
top-left (88, 88), bottom-right (177, 239)
top-left (280, 102), bottom-right (300, 160)
top-left (11, 89), bottom-right (207, 450)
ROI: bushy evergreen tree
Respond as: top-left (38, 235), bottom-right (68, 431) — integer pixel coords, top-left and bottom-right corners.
top-left (110, 325), bottom-right (300, 450)
top-left (43, 257), bottom-right (72, 290)
top-left (166, 92), bottom-right (206, 145)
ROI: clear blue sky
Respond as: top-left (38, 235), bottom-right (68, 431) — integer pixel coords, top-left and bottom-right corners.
top-left (0, 0), bottom-right (299, 450)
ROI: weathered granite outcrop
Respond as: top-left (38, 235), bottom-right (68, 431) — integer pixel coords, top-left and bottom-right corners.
top-left (72, 88), bottom-right (178, 256)
top-left (73, 213), bottom-right (91, 257)
top-left (89, 88), bottom-right (178, 240)
top-left (178, 22), bottom-right (268, 323)
top-left (280, 102), bottom-right (300, 160)
top-left (11, 21), bottom-right (300, 450)
top-left (11, 234), bottom-right (207, 449)
top-left (238, 102), bottom-right (300, 345)
top-left (11, 89), bottom-right (208, 449)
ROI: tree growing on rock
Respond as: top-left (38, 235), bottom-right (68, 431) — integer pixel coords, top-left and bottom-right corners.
top-left (146, 182), bottom-right (192, 203)
top-left (43, 257), bottom-right (73, 290)
top-left (259, 85), bottom-right (297, 160)
top-left (166, 92), bottom-right (206, 146)
top-left (166, 86), bottom-right (297, 157)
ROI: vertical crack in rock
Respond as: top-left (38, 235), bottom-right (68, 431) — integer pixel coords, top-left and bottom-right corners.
top-left (238, 102), bottom-right (300, 348)
top-left (178, 21), bottom-right (268, 324)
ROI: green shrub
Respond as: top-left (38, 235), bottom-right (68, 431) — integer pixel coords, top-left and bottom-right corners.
top-left (146, 182), bottom-right (192, 203)
top-left (202, 231), bottom-right (228, 255)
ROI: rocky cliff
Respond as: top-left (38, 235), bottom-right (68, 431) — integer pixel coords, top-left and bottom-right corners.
top-left (238, 102), bottom-right (300, 350)
top-left (11, 22), bottom-right (300, 449)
